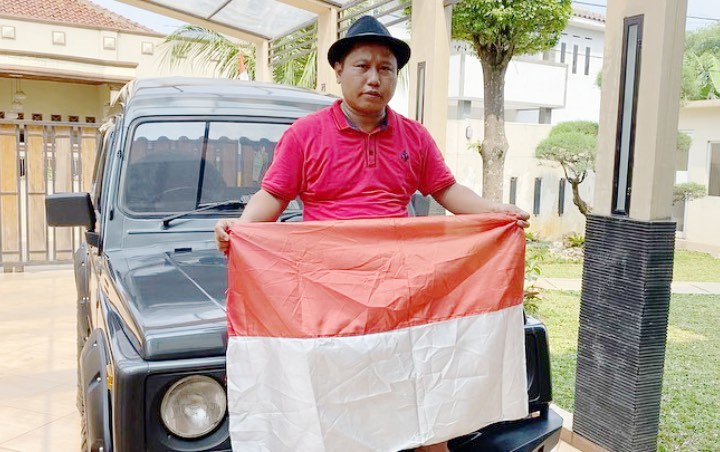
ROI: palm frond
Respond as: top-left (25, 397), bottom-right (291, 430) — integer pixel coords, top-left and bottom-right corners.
top-left (159, 25), bottom-right (254, 79)
top-left (298, 50), bottom-right (317, 89)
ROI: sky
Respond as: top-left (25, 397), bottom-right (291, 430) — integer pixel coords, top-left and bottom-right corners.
top-left (89, 0), bottom-right (720, 35)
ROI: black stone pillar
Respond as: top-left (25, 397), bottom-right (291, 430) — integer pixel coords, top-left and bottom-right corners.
top-left (573, 215), bottom-right (675, 451)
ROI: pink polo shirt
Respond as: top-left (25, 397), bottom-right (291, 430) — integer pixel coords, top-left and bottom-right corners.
top-left (262, 100), bottom-right (456, 221)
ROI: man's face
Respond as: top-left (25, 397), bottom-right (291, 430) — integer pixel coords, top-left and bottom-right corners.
top-left (334, 43), bottom-right (398, 116)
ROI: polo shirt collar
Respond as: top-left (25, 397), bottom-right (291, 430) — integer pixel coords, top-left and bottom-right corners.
top-left (330, 99), bottom-right (395, 133)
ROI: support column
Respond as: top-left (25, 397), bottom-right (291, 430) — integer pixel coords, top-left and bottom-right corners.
top-left (316, 7), bottom-right (341, 96)
top-left (409, 0), bottom-right (451, 154)
top-left (253, 39), bottom-right (272, 83)
top-left (574, 1), bottom-right (688, 451)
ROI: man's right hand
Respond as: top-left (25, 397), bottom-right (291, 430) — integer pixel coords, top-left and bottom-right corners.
top-left (214, 190), bottom-right (290, 253)
top-left (215, 219), bottom-right (237, 253)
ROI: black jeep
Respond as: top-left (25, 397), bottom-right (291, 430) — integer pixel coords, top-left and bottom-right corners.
top-left (46, 77), bottom-right (562, 451)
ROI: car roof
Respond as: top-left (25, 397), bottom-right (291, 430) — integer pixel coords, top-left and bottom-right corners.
top-left (111, 77), bottom-right (337, 121)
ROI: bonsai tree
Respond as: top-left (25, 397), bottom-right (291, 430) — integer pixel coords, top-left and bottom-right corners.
top-left (673, 182), bottom-right (707, 205)
top-left (535, 121), bottom-right (598, 216)
top-left (676, 130), bottom-right (692, 153)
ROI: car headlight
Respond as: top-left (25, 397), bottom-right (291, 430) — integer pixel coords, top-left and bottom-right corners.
top-left (160, 375), bottom-right (227, 438)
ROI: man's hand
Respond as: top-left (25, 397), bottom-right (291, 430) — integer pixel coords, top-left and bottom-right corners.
top-left (215, 219), bottom-right (237, 253)
top-left (214, 190), bottom-right (290, 253)
top-left (494, 203), bottom-right (530, 229)
top-left (433, 183), bottom-right (530, 228)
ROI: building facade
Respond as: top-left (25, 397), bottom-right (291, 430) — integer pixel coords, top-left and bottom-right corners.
top-left (676, 100), bottom-right (720, 254)
top-left (443, 9), bottom-right (605, 240)
top-left (0, 0), bottom-right (219, 268)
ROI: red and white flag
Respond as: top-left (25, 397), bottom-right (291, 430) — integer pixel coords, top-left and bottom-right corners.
top-left (226, 214), bottom-right (528, 451)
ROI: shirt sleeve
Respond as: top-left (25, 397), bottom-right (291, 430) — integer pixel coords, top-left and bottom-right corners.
top-left (261, 129), bottom-right (304, 201)
top-left (417, 130), bottom-right (456, 197)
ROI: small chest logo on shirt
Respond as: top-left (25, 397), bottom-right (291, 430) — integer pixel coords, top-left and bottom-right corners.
top-left (400, 150), bottom-right (409, 162)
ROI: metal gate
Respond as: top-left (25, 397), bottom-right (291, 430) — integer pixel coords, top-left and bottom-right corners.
top-left (0, 121), bottom-right (99, 270)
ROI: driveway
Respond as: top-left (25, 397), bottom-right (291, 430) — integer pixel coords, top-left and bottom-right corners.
top-left (0, 267), bottom-right (579, 452)
top-left (0, 268), bottom-right (80, 451)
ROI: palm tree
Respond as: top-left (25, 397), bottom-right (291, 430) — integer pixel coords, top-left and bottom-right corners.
top-left (683, 50), bottom-right (720, 100)
top-left (270, 22), bottom-right (317, 89)
top-left (160, 24), bottom-right (318, 89)
top-left (159, 25), bottom-right (255, 79)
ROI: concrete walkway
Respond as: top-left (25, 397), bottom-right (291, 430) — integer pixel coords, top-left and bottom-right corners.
top-left (536, 277), bottom-right (720, 294)
top-left (0, 267), bottom-right (580, 452)
top-left (0, 268), bottom-right (80, 452)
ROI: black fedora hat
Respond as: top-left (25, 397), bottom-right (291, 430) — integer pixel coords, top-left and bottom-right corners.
top-left (328, 15), bottom-right (411, 70)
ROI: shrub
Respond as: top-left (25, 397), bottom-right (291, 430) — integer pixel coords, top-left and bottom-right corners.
top-left (673, 182), bottom-right (707, 204)
top-left (524, 248), bottom-right (544, 315)
top-left (564, 233), bottom-right (585, 249)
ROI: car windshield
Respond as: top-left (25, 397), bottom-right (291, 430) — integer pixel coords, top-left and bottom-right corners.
top-left (120, 120), bottom-right (292, 215)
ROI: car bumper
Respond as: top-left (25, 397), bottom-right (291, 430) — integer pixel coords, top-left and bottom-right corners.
top-left (449, 407), bottom-right (564, 452)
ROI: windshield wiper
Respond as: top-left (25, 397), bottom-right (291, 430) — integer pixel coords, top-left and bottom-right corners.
top-left (161, 200), bottom-right (246, 228)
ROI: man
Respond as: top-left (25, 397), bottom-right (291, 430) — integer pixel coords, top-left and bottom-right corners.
top-left (215, 15), bottom-right (527, 249)
top-left (216, 15), bottom-right (529, 451)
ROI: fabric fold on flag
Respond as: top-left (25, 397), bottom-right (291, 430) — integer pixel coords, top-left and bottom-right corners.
top-left (226, 214), bottom-right (528, 451)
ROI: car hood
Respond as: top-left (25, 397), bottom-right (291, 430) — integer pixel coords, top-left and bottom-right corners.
top-left (109, 247), bottom-right (229, 360)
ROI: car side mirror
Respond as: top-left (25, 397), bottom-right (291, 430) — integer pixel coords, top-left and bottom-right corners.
top-left (45, 192), bottom-right (96, 230)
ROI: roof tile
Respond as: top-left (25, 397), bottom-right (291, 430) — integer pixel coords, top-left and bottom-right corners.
top-left (573, 8), bottom-right (607, 24)
top-left (0, 0), bottom-right (159, 34)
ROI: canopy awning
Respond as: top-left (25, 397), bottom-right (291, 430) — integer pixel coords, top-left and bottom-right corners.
top-left (119, 0), bottom-right (361, 41)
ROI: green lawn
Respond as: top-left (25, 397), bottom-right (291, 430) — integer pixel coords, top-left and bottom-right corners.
top-left (533, 248), bottom-right (720, 282)
top-left (672, 250), bottom-right (720, 282)
top-left (535, 291), bottom-right (720, 451)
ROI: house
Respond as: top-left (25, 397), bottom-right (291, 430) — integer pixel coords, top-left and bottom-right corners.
top-left (0, 0), bottom-right (217, 123)
top-left (443, 9), bottom-right (606, 239)
top-left (0, 0), bottom-right (216, 269)
top-left (676, 100), bottom-right (720, 254)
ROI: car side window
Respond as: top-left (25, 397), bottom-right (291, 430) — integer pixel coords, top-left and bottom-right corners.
top-left (91, 126), bottom-right (114, 212)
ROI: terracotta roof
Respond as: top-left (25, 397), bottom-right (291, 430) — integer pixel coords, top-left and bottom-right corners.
top-left (572, 7), bottom-right (606, 24)
top-left (0, 0), bottom-right (159, 34)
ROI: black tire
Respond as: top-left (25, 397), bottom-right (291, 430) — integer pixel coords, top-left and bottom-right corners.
top-left (80, 396), bottom-right (88, 452)
top-left (76, 299), bottom-right (90, 451)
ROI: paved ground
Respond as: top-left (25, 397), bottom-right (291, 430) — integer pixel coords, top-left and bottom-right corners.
top-left (0, 267), bottom-right (584, 452)
top-left (0, 268), bottom-right (80, 452)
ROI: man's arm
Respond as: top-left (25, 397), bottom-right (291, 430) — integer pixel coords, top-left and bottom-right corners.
top-left (214, 189), bottom-right (289, 252)
top-left (432, 183), bottom-right (530, 228)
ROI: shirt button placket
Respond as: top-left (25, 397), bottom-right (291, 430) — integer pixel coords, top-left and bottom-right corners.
top-left (367, 135), bottom-right (377, 167)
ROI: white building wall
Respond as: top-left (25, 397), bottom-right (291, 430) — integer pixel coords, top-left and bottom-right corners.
top-left (0, 17), bottom-right (224, 82)
top-left (0, 78), bottom-right (107, 121)
top-left (445, 120), bottom-right (590, 239)
top-left (0, 17), bottom-right (235, 122)
top-left (449, 52), bottom-right (567, 109)
top-left (550, 20), bottom-right (605, 123)
top-left (448, 43), bottom-right (567, 114)
top-left (441, 16), bottom-right (604, 240)
top-left (677, 101), bottom-right (720, 253)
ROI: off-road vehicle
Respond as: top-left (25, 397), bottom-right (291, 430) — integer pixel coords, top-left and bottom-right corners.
top-left (46, 77), bottom-right (562, 451)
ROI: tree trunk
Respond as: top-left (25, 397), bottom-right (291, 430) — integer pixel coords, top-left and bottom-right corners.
top-left (570, 179), bottom-right (591, 216)
top-left (480, 58), bottom-right (510, 203)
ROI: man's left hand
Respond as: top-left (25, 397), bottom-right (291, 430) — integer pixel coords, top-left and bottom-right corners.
top-left (495, 203), bottom-right (530, 229)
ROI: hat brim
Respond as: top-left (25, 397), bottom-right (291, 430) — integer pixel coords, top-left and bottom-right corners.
top-left (328, 34), bottom-right (411, 70)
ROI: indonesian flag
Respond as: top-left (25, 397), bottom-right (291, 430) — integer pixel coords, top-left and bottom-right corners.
top-left (226, 214), bottom-right (528, 451)
top-left (237, 51), bottom-right (249, 81)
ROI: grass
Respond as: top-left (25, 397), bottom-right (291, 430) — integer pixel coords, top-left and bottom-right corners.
top-left (535, 291), bottom-right (720, 451)
top-left (672, 250), bottom-right (720, 282)
top-left (531, 248), bottom-right (720, 282)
